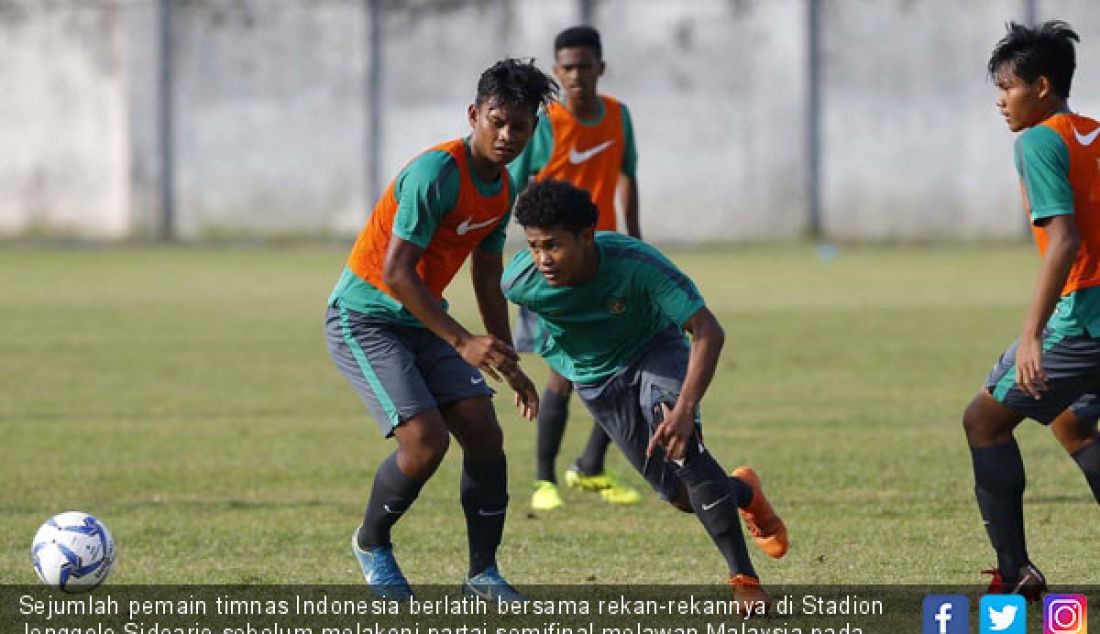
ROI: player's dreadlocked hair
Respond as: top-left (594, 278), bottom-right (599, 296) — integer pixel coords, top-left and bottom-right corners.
top-left (988, 20), bottom-right (1079, 98)
top-left (513, 180), bottom-right (598, 235)
top-left (475, 58), bottom-right (558, 115)
top-left (555, 25), bottom-right (602, 60)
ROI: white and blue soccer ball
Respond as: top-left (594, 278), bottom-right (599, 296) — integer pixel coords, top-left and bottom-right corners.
top-left (31, 512), bottom-right (116, 592)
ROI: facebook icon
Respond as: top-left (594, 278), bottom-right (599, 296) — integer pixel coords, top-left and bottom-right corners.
top-left (923, 595), bottom-right (970, 634)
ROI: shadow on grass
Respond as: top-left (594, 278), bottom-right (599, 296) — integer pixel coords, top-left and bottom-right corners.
top-left (78, 498), bottom-right (342, 513)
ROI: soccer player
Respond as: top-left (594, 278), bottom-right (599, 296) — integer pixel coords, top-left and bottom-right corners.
top-left (964, 20), bottom-right (1100, 597)
top-left (508, 25), bottom-right (643, 511)
top-left (502, 180), bottom-right (788, 607)
top-left (325, 59), bottom-right (556, 600)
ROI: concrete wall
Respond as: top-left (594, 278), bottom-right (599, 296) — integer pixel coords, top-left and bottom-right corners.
top-left (822, 0), bottom-right (1100, 240)
top-left (373, 0), bottom-right (807, 242)
top-left (598, 0), bottom-right (808, 241)
top-left (171, 0), bottom-right (367, 238)
top-left (2, 0), bottom-right (1099, 241)
top-left (0, 1), bottom-right (130, 238)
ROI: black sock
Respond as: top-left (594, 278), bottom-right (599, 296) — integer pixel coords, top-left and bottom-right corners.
top-left (536, 389), bottom-right (570, 483)
top-left (359, 452), bottom-right (425, 549)
top-left (1071, 439), bottom-right (1100, 503)
top-left (461, 456), bottom-right (508, 577)
top-left (575, 423), bottom-right (612, 475)
top-left (728, 476), bottom-right (754, 509)
top-left (971, 441), bottom-right (1029, 578)
top-left (676, 444), bottom-right (757, 578)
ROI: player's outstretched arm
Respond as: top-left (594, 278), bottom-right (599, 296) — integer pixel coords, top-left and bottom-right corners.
top-left (470, 249), bottom-right (539, 419)
top-left (1017, 214), bottom-right (1079, 398)
top-left (383, 236), bottom-right (517, 384)
top-left (647, 306), bottom-right (725, 461)
top-left (470, 249), bottom-right (514, 345)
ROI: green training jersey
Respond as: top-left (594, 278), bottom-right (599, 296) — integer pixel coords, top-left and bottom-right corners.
top-left (501, 232), bottom-right (705, 382)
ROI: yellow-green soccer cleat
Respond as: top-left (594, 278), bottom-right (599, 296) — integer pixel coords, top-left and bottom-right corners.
top-left (531, 480), bottom-right (564, 511)
top-left (563, 465), bottom-right (641, 505)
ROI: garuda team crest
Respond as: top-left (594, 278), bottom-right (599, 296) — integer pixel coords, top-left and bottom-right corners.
top-left (606, 298), bottom-right (627, 315)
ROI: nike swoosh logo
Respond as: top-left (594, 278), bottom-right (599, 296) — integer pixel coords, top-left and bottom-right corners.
top-left (456, 216), bottom-right (501, 236)
top-left (701, 492), bottom-right (732, 511)
top-left (1073, 124), bottom-right (1100, 146)
top-left (477, 507), bottom-right (507, 516)
top-left (382, 504), bottom-right (404, 514)
top-left (470, 376), bottom-right (485, 385)
top-left (464, 582), bottom-right (493, 600)
top-left (568, 140), bottom-right (614, 164)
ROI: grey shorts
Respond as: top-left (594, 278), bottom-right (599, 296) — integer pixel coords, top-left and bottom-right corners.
top-left (512, 306), bottom-right (547, 354)
top-left (984, 329), bottom-right (1100, 425)
top-left (325, 303), bottom-right (493, 437)
top-left (574, 326), bottom-right (701, 500)
top-left (1070, 393), bottom-right (1100, 425)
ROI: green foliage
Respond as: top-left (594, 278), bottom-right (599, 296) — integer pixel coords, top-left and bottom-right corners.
top-left (1, 243), bottom-right (1094, 585)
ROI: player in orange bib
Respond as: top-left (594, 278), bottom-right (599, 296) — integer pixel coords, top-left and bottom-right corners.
top-left (508, 26), bottom-right (643, 512)
top-left (963, 21), bottom-right (1100, 597)
top-left (325, 59), bottom-right (555, 600)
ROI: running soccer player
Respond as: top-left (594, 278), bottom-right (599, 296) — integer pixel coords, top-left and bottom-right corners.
top-left (325, 59), bottom-right (556, 600)
top-left (508, 25), bottom-right (643, 511)
top-left (502, 180), bottom-right (787, 608)
top-left (963, 20), bottom-right (1100, 597)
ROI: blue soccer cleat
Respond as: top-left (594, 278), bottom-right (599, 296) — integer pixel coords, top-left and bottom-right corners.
top-left (462, 565), bottom-right (527, 602)
top-left (351, 530), bottom-right (414, 600)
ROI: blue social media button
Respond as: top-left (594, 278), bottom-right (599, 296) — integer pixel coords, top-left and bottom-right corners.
top-left (924, 595), bottom-right (970, 634)
top-left (980, 594), bottom-right (1026, 634)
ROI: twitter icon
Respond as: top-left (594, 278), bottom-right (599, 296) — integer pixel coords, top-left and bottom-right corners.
top-left (981, 595), bottom-right (1026, 634)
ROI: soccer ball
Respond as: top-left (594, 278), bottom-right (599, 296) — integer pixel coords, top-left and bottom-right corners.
top-left (31, 512), bottom-right (116, 592)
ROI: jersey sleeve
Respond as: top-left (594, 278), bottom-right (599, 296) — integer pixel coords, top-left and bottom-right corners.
top-left (507, 112), bottom-right (554, 188)
top-left (391, 151), bottom-right (460, 248)
top-left (635, 243), bottom-right (704, 326)
top-left (1015, 125), bottom-right (1074, 224)
top-left (620, 102), bottom-right (638, 179)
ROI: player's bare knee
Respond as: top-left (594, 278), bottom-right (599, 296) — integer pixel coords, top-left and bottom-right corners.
top-left (669, 489), bottom-right (693, 513)
top-left (963, 392), bottom-right (1020, 446)
top-left (396, 424), bottom-right (450, 474)
top-left (669, 498), bottom-right (693, 513)
top-left (1051, 410), bottom-right (1099, 454)
top-left (464, 423), bottom-right (504, 462)
top-left (547, 371), bottom-right (572, 397)
top-left (963, 394), bottom-right (995, 438)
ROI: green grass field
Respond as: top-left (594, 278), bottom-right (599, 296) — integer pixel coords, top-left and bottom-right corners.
top-left (1, 243), bottom-right (1095, 587)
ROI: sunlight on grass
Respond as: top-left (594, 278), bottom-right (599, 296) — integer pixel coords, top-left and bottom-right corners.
top-left (3, 243), bottom-right (1093, 585)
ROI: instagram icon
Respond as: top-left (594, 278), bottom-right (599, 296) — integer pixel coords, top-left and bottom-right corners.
top-left (1045, 594), bottom-right (1088, 634)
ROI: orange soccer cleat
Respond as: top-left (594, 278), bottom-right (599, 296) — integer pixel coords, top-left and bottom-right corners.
top-left (729, 574), bottom-right (772, 617)
top-left (731, 466), bottom-right (789, 559)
